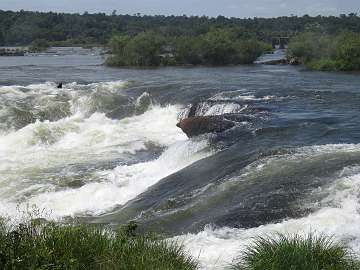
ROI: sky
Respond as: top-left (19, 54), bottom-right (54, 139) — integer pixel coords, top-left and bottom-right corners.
top-left (1, 0), bottom-right (359, 18)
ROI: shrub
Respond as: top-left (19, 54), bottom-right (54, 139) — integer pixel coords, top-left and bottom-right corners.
top-left (107, 32), bottom-right (165, 66)
top-left (107, 29), bottom-right (271, 67)
top-left (0, 220), bottom-right (198, 270)
top-left (307, 58), bottom-right (339, 71)
top-left (287, 31), bottom-right (360, 71)
top-left (30, 38), bottom-right (50, 52)
top-left (334, 32), bottom-right (360, 71)
top-left (232, 233), bottom-right (359, 270)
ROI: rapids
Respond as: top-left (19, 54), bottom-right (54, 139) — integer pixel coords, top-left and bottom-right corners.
top-left (1, 47), bottom-right (360, 269)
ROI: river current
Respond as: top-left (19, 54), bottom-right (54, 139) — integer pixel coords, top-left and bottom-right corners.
top-left (1, 47), bottom-right (360, 269)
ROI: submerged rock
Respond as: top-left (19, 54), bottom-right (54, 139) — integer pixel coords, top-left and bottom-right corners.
top-left (176, 116), bottom-right (235, 137)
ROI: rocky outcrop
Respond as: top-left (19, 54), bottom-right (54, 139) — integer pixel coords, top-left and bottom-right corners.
top-left (176, 116), bottom-right (235, 137)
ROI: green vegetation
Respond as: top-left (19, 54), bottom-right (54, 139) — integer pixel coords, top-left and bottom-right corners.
top-left (0, 219), bottom-right (197, 270)
top-left (1, 217), bottom-right (359, 270)
top-left (106, 29), bottom-right (272, 66)
top-left (106, 32), bottom-right (165, 66)
top-left (0, 10), bottom-right (360, 67)
top-left (29, 38), bottom-right (50, 52)
top-left (287, 31), bottom-right (360, 71)
top-left (0, 10), bottom-right (359, 47)
top-left (232, 233), bottom-right (359, 270)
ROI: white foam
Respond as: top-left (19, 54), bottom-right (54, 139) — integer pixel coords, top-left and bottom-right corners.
top-left (210, 89), bottom-right (280, 102)
top-left (203, 103), bottom-right (245, 116)
top-left (0, 97), bottom-right (214, 219)
top-left (26, 139), bottom-right (211, 217)
top-left (0, 99), bottom-right (202, 218)
top-left (0, 104), bottom-right (185, 168)
top-left (174, 145), bottom-right (360, 269)
top-left (0, 80), bottom-right (129, 133)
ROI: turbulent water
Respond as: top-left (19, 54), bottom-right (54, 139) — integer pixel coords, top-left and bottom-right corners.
top-left (1, 47), bottom-right (360, 269)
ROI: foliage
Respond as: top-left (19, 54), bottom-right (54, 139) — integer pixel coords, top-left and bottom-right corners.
top-left (0, 219), bottom-right (198, 270)
top-left (287, 31), bottom-right (360, 71)
top-left (232, 233), bottom-right (360, 270)
top-left (0, 10), bottom-right (359, 47)
top-left (335, 32), bottom-right (360, 70)
top-left (107, 29), bottom-right (270, 66)
top-left (29, 38), bottom-right (50, 52)
top-left (107, 32), bottom-right (165, 66)
top-left (1, 10), bottom-right (359, 67)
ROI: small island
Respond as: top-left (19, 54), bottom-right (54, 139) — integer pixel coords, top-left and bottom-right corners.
top-left (0, 10), bottom-right (359, 70)
top-left (106, 29), bottom-right (272, 67)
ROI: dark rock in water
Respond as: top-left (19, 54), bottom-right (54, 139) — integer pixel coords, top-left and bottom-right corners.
top-left (176, 116), bottom-right (235, 137)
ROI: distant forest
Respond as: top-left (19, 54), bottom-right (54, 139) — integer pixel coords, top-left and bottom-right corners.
top-left (0, 10), bottom-right (360, 46)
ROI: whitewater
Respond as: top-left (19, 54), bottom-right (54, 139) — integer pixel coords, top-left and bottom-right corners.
top-left (1, 48), bottom-right (360, 269)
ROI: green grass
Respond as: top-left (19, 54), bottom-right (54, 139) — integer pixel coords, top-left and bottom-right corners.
top-left (0, 220), bottom-right (198, 270)
top-left (2, 218), bottom-right (359, 270)
top-left (232, 233), bottom-right (360, 270)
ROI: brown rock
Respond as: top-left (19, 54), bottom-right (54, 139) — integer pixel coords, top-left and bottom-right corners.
top-left (176, 116), bottom-right (235, 137)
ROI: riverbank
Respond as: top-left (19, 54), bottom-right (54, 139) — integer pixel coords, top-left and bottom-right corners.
top-left (1, 219), bottom-right (358, 270)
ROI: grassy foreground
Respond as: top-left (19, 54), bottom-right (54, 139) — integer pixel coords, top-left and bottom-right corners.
top-left (0, 220), bottom-right (197, 270)
top-left (233, 233), bottom-right (360, 270)
top-left (1, 218), bottom-right (359, 270)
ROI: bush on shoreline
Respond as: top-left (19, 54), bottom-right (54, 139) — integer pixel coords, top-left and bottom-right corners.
top-left (232, 233), bottom-right (360, 270)
top-left (29, 39), bottom-right (50, 52)
top-left (287, 31), bottom-right (360, 71)
top-left (0, 220), bottom-right (197, 270)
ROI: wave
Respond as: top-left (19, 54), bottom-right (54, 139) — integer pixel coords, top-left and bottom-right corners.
top-left (0, 81), bottom-right (130, 131)
top-left (173, 143), bottom-right (360, 269)
top-left (0, 101), bottom-right (204, 219)
top-left (20, 138), bottom-right (210, 218)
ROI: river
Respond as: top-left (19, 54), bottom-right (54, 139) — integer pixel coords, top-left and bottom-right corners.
top-left (1, 47), bottom-right (360, 269)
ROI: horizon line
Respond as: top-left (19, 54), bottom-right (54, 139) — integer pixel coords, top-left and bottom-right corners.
top-left (0, 8), bottom-right (358, 20)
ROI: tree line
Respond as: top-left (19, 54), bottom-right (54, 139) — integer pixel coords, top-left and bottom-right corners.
top-left (0, 10), bottom-right (359, 46)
